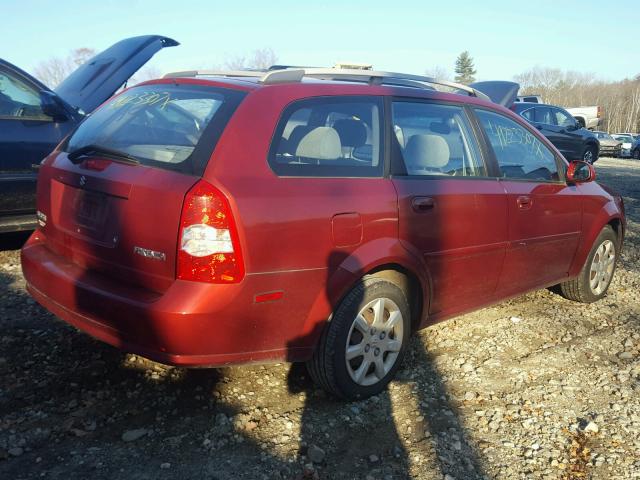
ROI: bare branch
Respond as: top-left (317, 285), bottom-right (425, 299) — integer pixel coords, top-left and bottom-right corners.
top-left (424, 65), bottom-right (452, 81)
top-left (223, 48), bottom-right (278, 70)
top-left (33, 48), bottom-right (97, 88)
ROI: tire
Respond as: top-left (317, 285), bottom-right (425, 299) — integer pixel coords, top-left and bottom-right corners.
top-left (559, 226), bottom-right (618, 303)
top-left (307, 277), bottom-right (411, 400)
top-left (582, 145), bottom-right (597, 164)
top-left (633, 149), bottom-right (640, 160)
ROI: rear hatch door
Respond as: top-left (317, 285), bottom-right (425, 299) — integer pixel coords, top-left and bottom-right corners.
top-left (55, 35), bottom-right (179, 114)
top-left (38, 82), bottom-right (246, 292)
top-left (45, 158), bottom-right (194, 292)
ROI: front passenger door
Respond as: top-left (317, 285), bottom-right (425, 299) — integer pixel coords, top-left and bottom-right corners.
top-left (530, 106), bottom-right (567, 156)
top-left (474, 109), bottom-right (582, 296)
top-left (551, 107), bottom-right (583, 160)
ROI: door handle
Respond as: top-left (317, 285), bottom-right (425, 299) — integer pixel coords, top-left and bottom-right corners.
top-left (411, 196), bottom-right (435, 212)
top-left (516, 195), bottom-right (532, 210)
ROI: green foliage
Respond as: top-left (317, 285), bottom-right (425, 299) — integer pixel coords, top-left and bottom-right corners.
top-left (454, 51), bottom-right (477, 84)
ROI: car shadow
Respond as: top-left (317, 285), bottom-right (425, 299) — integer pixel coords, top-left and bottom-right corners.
top-left (4, 238), bottom-right (487, 480)
top-left (0, 274), bottom-right (301, 479)
top-left (287, 339), bottom-right (488, 479)
top-left (285, 250), bottom-right (488, 479)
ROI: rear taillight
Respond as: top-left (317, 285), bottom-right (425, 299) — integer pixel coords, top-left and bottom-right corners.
top-left (177, 180), bottom-right (244, 283)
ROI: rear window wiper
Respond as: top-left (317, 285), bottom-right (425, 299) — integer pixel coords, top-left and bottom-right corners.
top-left (67, 144), bottom-right (140, 165)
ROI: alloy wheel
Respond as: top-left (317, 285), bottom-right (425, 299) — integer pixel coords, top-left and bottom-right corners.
top-left (344, 297), bottom-right (404, 386)
top-left (589, 239), bottom-right (616, 295)
top-left (583, 149), bottom-right (594, 163)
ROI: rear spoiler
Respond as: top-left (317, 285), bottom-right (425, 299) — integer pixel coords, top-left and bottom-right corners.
top-left (469, 81), bottom-right (520, 107)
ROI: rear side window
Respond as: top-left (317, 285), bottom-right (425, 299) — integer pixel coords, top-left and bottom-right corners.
top-left (520, 108), bottom-right (534, 122)
top-left (65, 84), bottom-right (245, 175)
top-left (533, 107), bottom-right (553, 125)
top-left (269, 96), bottom-right (383, 177)
top-left (391, 101), bottom-right (486, 177)
top-left (475, 109), bottom-right (560, 182)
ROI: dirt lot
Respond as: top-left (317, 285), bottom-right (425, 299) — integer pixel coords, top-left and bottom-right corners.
top-left (1, 157), bottom-right (639, 480)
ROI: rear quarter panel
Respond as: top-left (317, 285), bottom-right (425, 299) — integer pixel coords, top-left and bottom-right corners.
top-left (201, 84), bottom-right (418, 354)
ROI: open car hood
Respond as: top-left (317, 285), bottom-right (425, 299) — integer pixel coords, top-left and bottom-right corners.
top-left (469, 81), bottom-right (520, 107)
top-left (55, 35), bottom-right (178, 114)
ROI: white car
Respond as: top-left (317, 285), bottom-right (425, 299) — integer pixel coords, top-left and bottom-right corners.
top-left (612, 134), bottom-right (635, 158)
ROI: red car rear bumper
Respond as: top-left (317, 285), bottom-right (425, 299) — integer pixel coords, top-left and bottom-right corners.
top-left (21, 232), bottom-right (328, 367)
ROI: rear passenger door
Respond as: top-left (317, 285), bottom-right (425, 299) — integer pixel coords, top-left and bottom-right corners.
top-left (473, 108), bottom-right (582, 295)
top-left (390, 100), bottom-right (508, 317)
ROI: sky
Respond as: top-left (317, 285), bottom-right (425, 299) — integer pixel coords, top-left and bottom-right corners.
top-left (2, 0), bottom-right (639, 84)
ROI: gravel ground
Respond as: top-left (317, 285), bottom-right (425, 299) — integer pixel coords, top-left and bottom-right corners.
top-left (1, 157), bottom-right (639, 480)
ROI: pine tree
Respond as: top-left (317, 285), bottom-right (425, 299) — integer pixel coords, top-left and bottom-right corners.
top-left (454, 51), bottom-right (477, 84)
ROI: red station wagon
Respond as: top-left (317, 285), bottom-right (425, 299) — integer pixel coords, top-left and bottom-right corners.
top-left (21, 68), bottom-right (626, 399)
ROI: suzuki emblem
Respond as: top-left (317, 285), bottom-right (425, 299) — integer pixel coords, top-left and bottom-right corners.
top-left (79, 175), bottom-right (87, 187)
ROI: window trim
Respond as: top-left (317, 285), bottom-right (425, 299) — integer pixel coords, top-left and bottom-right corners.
top-left (470, 106), bottom-right (568, 184)
top-left (387, 97), bottom-right (496, 180)
top-left (267, 95), bottom-right (386, 178)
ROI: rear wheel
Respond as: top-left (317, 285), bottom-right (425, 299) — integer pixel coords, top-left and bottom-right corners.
top-left (633, 148), bottom-right (640, 160)
top-left (559, 226), bottom-right (618, 303)
top-left (583, 145), bottom-right (597, 164)
top-left (307, 277), bottom-right (411, 400)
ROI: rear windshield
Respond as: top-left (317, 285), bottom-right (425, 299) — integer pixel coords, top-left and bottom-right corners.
top-left (64, 84), bottom-right (245, 175)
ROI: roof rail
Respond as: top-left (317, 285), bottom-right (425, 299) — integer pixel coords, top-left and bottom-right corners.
top-left (163, 69), bottom-right (263, 79)
top-left (301, 68), bottom-right (490, 100)
top-left (163, 69), bottom-right (305, 84)
top-left (162, 67), bottom-right (490, 100)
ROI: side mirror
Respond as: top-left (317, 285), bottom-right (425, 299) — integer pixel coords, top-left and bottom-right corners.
top-left (40, 91), bottom-right (68, 122)
top-left (566, 160), bottom-right (595, 184)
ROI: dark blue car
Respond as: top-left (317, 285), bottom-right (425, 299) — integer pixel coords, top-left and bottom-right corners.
top-left (0, 35), bottom-right (178, 233)
top-left (510, 102), bottom-right (600, 164)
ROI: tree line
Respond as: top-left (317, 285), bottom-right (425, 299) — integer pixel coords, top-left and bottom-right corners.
top-left (31, 47), bottom-right (638, 134)
top-left (443, 54), bottom-right (640, 134)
